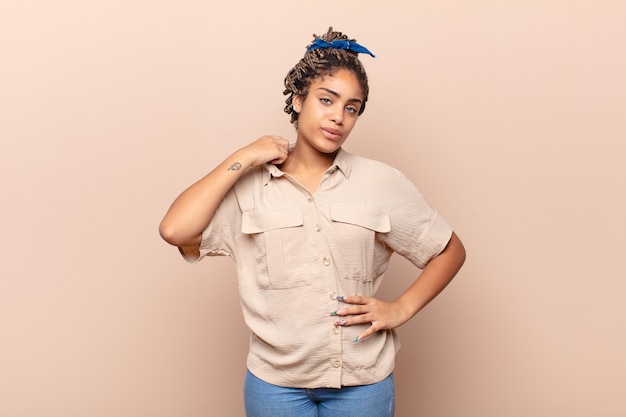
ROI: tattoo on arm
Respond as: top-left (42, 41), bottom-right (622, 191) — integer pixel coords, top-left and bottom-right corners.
top-left (227, 162), bottom-right (242, 171)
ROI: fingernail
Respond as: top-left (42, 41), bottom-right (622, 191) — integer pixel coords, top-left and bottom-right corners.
top-left (330, 310), bottom-right (338, 316)
top-left (337, 295), bottom-right (345, 301)
top-left (334, 319), bottom-right (348, 326)
top-left (353, 336), bottom-right (359, 343)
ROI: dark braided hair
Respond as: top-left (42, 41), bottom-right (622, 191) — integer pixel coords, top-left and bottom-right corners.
top-left (283, 27), bottom-right (370, 128)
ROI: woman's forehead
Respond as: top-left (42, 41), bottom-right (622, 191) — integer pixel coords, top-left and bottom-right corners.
top-left (310, 69), bottom-right (364, 98)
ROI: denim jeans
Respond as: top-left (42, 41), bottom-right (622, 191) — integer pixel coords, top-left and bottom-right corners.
top-left (243, 370), bottom-right (395, 417)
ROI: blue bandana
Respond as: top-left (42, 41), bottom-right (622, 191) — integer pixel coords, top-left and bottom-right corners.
top-left (306, 38), bottom-right (376, 58)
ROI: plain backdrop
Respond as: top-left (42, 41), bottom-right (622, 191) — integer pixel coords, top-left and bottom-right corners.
top-left (1, 1), bottom-right (625, 416)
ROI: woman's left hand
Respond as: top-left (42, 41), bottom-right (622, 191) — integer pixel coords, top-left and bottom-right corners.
top-left (332, 232), bottom-right (466, 343)
top-left (331, 296), bottom-right (410, 343)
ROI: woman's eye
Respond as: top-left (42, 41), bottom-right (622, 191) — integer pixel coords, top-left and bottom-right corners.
top-left (346, 106), bottom-right (358, 114)
top-left (320, 97), bottom-right (331, 104)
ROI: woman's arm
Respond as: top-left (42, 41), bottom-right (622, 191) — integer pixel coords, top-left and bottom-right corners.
top-left (159, 135), bottom-right (289, 247)
top-left (333, 232), bottom-right (466, 342)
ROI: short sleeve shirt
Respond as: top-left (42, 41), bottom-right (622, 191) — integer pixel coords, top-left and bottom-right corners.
top-left (185, 149), bottom-right (453, 389)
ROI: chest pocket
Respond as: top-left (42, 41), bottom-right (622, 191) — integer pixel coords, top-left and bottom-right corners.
top-left (242, 207), bottom-right (311, 290)
top-left (328, 204), bottom-right (391, 283)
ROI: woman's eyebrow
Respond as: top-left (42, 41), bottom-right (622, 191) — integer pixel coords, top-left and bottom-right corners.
top-left (316, 87), bottom-right (363, 104)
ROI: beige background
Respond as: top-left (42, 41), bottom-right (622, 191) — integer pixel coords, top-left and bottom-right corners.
top-left (1, 1), bottom-right (625, 416)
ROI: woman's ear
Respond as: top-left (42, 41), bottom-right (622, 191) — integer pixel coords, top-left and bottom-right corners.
top-left (292, 95), bottom-right (303, 113)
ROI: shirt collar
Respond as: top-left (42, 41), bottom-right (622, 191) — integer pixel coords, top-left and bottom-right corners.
top-left (333, 148), bottom-right (352, 179)
top-left (262, 147), bottom-right (353, 185)
top-left (263, 163), bottom-right (283, 185)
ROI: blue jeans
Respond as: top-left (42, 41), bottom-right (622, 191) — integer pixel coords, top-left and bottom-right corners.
top-left (244, 370), bottom-right (395, 417)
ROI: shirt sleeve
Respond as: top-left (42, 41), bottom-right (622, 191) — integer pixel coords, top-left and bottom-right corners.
top-left (379, 170), bottom-right (453, 269)
top-left (178, 188), bottom-right (240, 263)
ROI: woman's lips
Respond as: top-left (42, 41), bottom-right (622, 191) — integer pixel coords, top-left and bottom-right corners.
top-left (321, 127), bottom-right (341, 140)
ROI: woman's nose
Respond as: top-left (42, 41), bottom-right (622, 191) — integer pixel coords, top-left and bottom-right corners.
top-left (330, 106), bottom-right (344, 125)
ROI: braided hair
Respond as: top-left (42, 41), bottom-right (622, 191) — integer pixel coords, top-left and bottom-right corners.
top-left (283, 27), bottom-right (371, 128)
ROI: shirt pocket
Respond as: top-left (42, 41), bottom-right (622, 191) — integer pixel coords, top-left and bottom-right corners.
top-left (241, 207), bottom-right (311, 290)
top-left (328, 204), bottom-right (391, 283)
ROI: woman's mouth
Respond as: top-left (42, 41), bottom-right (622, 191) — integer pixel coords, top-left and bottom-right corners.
top-left (321, 127), bottom-right (342, 140)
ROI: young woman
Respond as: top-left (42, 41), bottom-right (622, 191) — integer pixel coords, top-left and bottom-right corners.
top-left (159, 27), bottom-right (466, 417)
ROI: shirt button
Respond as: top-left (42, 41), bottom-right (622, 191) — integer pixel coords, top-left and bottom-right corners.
top-left (332, 326), bottom-right (340, 334)
top-left (330, 291), bottom-right (338, 300)
top-left (332, 359), bottom-right (341, 368)
top-left (314, 223), bottom-right (322, 232)
top-left (322, 257), bottom-right (331, 266)
top-left (307, 196), bottom-right (314, 202)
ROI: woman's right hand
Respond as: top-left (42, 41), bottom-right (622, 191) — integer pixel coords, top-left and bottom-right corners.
top-left (239, 135), bottom-right (290, 168)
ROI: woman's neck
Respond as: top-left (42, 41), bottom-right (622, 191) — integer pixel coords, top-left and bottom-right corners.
top-left (279, 144), bottom-right (338, 193)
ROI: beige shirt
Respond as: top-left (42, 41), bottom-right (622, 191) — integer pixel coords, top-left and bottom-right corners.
top-left (183, 149), bottom-right (453, 389)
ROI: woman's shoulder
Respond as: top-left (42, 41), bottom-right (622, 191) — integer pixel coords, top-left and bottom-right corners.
top-left (342, 150), bottom-right (404, 180)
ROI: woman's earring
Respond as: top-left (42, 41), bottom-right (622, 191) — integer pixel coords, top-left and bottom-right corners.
top-left (293, 105), bottom-right (298, 113)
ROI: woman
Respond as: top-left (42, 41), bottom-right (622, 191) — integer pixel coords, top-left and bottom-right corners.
top-left (159, 27), bottom-right (466, 417)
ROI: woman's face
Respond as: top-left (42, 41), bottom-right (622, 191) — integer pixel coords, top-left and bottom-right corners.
top-left (293, 69), bottom-right (364, 155)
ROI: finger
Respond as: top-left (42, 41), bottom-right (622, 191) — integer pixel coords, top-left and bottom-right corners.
top-left (333, 319), bottom-right (349, 327)
top-left (333, 313), bottom-right (372, 327)
top-left (331, 304), bottom-right (368, 317)
top-left (340, 295), bottom-right (368, 305)
top-left (354, 324), bottom-right (377, 343)
top-left (272, 136), bottom-right (289, 147)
